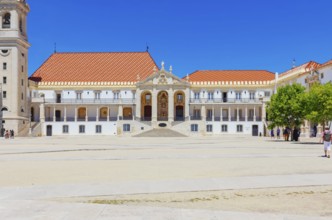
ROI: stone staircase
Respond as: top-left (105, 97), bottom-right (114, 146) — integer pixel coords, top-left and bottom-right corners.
top-left (134, 128), bottom-right (187, 137)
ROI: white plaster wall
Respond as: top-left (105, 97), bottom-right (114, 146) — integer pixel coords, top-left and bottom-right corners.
top-left (82, 90), bottom-right (94, 99)
top-left (205, 121), bottom-right (263, 135)
top-left (214, 90), bottom-right (222, 99)
top-left (39, 90), bottom-right (55, 99)
top-left (227, 90), bottom-right (236, 99)
top-left (120, 90), bottom-right (133, 99)
top-left (43, 122), bottom-right (118, 136)
top-left (63, 90), bottom-right (76, 99)
top-left (100, 90), bottom-right (112, 99)
top-left (320, 65), bottom-right (332, 84)
top-left (242, 90), bottom-right (249, 99)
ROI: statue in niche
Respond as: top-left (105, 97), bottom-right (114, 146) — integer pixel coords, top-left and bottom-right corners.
top-left (3, 13), bottom-right (10, 25)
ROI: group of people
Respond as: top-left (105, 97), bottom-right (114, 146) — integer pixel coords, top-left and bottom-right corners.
top-left (271, 126), bottom-right (331, 158)
top-left (1, 128), bottom-right (14, 139)
top-left (270, 127), bottom-right (300, 141)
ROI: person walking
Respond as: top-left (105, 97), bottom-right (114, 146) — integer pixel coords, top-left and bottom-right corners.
top-left (277, 127), bottom-right (280, 139)
top-left (321, 127), bottom-right (331, 158)
top-left (270, 129), bottom-right (275, 139)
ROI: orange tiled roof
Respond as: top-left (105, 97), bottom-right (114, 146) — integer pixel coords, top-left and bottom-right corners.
top-left (279, 61), bottom-right (321, 77)
top-left (186, 70), bottom-right (275, 82)
top-left (319, 59), bottom-right (332, 69)
top-left (29, 52), bottom-right (158, 83)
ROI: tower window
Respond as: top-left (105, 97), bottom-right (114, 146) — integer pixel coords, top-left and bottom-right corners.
top-left (21, 65), bottom-right (24, 72)
top-left (3, 91), bottom-right (7, 98)
top-left (3, 63), bottom-right (7, 70)
top-left (2, 13), bottom-right (11, 28)
top-left (21, 93), bottom-right (24, 100)
top-left (21, 79), bottom-right (24, 86)
top-left (3, 77), bottom-right (6, 84)
top-left (19, 19), bottom-right (23, 33)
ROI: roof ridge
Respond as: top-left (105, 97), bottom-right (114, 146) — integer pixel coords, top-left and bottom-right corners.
top-left (195, 69), bottom-right (273, 72)
top-left (53, 51), bottom-right (150, 54)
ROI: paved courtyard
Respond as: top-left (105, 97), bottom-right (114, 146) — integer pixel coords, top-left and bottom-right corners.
top-left (0, 135), bottom-right (331, 220)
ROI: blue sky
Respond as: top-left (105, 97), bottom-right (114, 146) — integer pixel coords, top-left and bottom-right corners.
top-left (28, 0), bottom-right (332, 78)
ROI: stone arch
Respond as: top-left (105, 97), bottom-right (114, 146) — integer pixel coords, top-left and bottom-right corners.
top-left (78, 107), bottom-right (86, 120)
top-left (99, 107), bottom-right (108, 119)
top-left (141, 91), bottom-right (152, 121)
top-left (123, 107), bottom-right (132, 119)
top-left (1, 107), bottom-right (8, 111)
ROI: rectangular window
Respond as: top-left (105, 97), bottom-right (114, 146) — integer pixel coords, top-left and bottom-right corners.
top-left (249, 92), bottom-right (255, 100)
top-left (79, 125), bottom-right (85, 133)
top-left (207, 109), bottom-right (213, 119)
top-left (3, 77), bottom-right (6, 84)
top-left (208, 92), bottom-right (214, 100)
top-left (21, 79), bottom-right (24, 86)
top-left (21, 65), bottom-right (24, 72)
top-left (221, 125), bottom-right (228, 132)
top-left (3, 91), bottom-right (6, 98)
top-left (95, 92), bottom-right (101, 100)
top-left (76, 92), bottom-right (82, 100)
top-left (3, 62), bottom-right (7, 70)
top-left (191, 124), bottom-right (198, 132)
top-left (114, 92), bottom-right (120, 100)
top-left (206, 124), bottom-right (213, 132)
top-left (96, 125), bottom-right (102, 133)
top-left (193, 109), bottom-right (201, 119)
top-left (237, 125), bottom-right (243, 132)
top-left (264, 91), bottom-right (271, 97)
top-left (62, 125), bottom-right (69, 134)
top-left (236, 92), bottom-right (241, 100)
top-left (177, 94), bottom-right (183, 102)
top-left (123, 124), bottom-right (130, 132)
top-left (194, 92), bottom-right (200, 100)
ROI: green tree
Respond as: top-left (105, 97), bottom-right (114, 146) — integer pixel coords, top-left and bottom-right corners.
top-left (266, 83), bottom-right (306, 130)
top-left (305, 82), bottom-right (332, 129)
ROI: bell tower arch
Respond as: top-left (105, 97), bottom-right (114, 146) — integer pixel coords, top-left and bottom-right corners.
top-left (0, 0), bottom-right (30, 135)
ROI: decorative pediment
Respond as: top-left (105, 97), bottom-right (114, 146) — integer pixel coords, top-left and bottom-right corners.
top-left (137, 62), bottom-right (190, 87)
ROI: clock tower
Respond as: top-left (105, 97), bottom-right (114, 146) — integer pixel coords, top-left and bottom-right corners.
top-left (0, 0), bottom-right (30, 136)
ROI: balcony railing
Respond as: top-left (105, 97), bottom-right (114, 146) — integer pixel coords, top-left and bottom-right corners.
top-left (190, 98), bottom-right (262, 104)
top-left (190, 116), bottom-right (202, 120)
top-left (41, 98), bottom-right (135, 104)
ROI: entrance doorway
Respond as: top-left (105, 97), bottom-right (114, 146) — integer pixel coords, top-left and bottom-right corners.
top-left (175, 106), bottom-right (184, 120)
top-left (144, 105), bottom-right (152, 121)
top-left (46, 125), bottom-right (52, 136)
top-left (223, 92), bottom-right (227, 102)
top-left (78, 107), bottom-right (86, 120)
top-left (252, 125), bottom-right (259, 136)
top-left (55, 110), bottom-right (61, 121)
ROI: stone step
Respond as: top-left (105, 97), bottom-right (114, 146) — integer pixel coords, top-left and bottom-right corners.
top-left (134, 128), bottom-right (187, 137)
